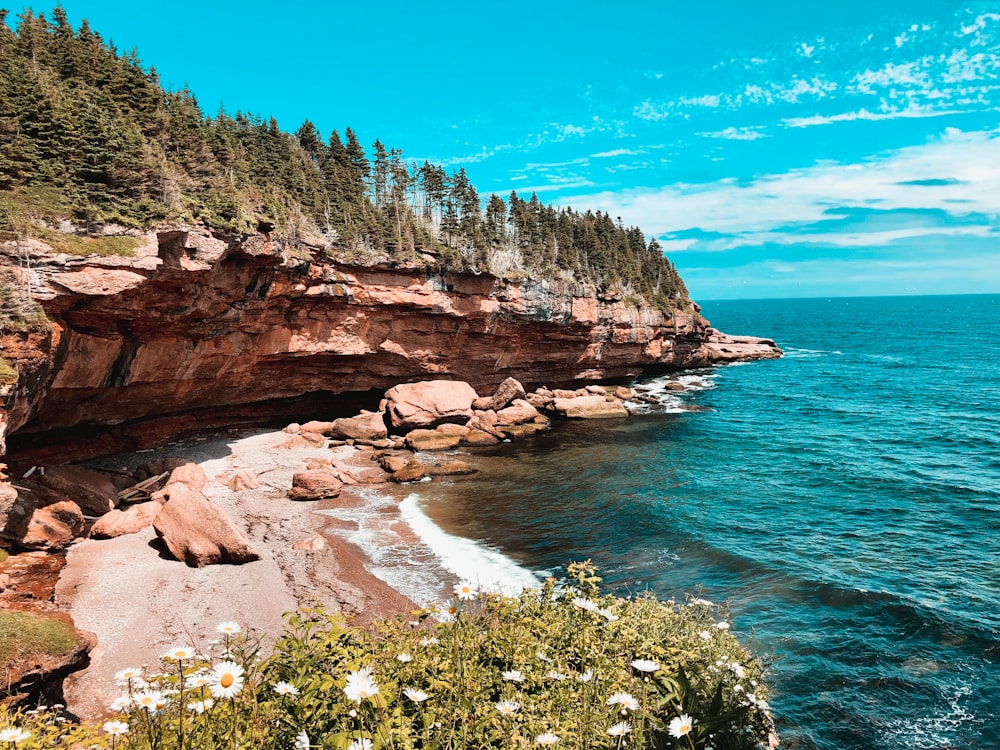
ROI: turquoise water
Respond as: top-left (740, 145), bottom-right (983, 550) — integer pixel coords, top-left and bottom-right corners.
top-left (414, 294), bottom-right (1000, 749)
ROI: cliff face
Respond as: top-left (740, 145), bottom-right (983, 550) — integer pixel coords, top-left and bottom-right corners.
top-left (0, 226), bottom-right (779, 464)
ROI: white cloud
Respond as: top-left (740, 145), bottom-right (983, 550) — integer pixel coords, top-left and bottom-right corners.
top-left (783, 103), bottom-right (963, 128)
top-left (699, 126), bottom-right (767, 141)
top-left (591, 148), bottom-right (644, 158)
top-left (555, 129), bottom-right (1000, 250)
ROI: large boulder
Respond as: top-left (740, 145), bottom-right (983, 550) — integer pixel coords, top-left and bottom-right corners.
top-left (552, 395), bottom-right (629, 419)
top-left (90, 501), bottom-right (162, 539)
top-left (21, 501), bottom-right (85, 550)
top-left (287, 470), bottom-right (343, 501)
top-left (330, 412), bottom-right (388, 441)
top-left (384, 380), bottom-right (478, 430)
top-left (488, 377), bottom-right (527, 411)
top-left (496, 399), bottom-right (540, 426)
top-left (152, 483), bottom-right (259, 567)
top-left (31, 465), bottom-right (118, 516)
top-left (405, 429), bottom-right (463, 452)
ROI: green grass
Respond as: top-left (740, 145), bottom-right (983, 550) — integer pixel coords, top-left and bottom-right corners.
top-left (0, 610), bottom-right (79, 668)
top-left (0, 357), bottom-right (17, 388)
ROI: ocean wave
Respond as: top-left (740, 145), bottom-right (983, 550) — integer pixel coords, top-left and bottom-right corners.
top-left (398, 493), bottom-right (542, 597)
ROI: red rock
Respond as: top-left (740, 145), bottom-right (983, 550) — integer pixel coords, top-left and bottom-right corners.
top-left (379, 453), bottom-right (412, 473)
top-left (428, 460), bottom-right (476, 476)
top-left (463, 428), bottom-right (500, 446)
top-left (32, 465), bottom-right (118, 516)
top-left (152, 483), bottom-right (259, 567)
top-left (90, 501), bottom-right (161, 539)
top-left (165, 462), bottom-right (207, 491)
top-left (500, 423), bottom-right (546, 440)
top-left (436, 423), bottom-right (470, 437)
top-left (385, 380), bottom-right (478, 430)
top-left (330, 412), bottom-right (388, 441)
top-left (553, 395), bottom-right (628, 418)
top-left (300, 420), bottom-right (336, 434)
top-left (496, 399), bottom-right (540, 426)
top-left (405, 429), bottom-right (462, 452)
top-left (223, 470), bottom-right (261, 492)
top-left (22, 500), bottom-right (84, 549)
top-left (488, 377), bottom-right (527, 410)
top-left (390, 461), bottom-right (429, 483)
top-left (278, 432), bottom-right (326, 449)
top-left (288, 470), bottom-right (343, 501)
top-left (293, 535), bottom-right (327, 551)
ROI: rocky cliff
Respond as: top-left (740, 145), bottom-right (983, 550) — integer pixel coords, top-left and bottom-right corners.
top-left (0, 226), bottom-right (779, 465)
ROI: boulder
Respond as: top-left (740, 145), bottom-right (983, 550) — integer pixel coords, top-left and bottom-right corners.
top-left (496, 399), bottom-right (540, 426)
top-left (553, 395), bottom-right (629, 419)
top-left (300, 420), bottom-right (336, 434)
top-left (153, 483), bottom-right (259, 567)
top-left (330, 412), bottom-right (388, 441)
top-left (436, 423), bottom-right (471, 438)
top-left (278, 431), bottom-right (326, 449)
top-left (164, 462), bottom-right (207, 491)
top-left (428, 460), bottom-right (476, 476)
top-left (32, 465), bottom-right (118, 516)
top-left (379, 453), bottom-right (413, 474)
top-left (288, 470), bottom-right (343, 501)
top-left (384, 380), bottom-right (478, 430)
top-left (293, 535), bottom-right (327, 551)
top-left (500, 423), bottom-right (546, 440)
top-left (90, 501), bottom-right (161, 539)
top-left (390, 461), bottom-right (429, 483)
top-left (22, 501), bottom-right (85, 550)
top-left (463, 428), bottom-right (501, 446)
top-left (665, 381), bottom-right (686, 392)
top-left (223, 470), bottom-right (261, 492)
top-left (487, 377), bottom-right (527, 411)
top-left (405, 429), bottom-right (462, 452)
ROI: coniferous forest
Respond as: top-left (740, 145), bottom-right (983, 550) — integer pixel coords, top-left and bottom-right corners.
top-left (0, 9), bottom-right (689, 311)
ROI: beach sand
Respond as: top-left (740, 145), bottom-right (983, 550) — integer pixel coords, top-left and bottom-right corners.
top-left (55, 429), bottom-right (440, 720)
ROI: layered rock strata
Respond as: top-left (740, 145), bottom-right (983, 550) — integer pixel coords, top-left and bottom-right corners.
top-left (0, 225), bottom-right (780, 465)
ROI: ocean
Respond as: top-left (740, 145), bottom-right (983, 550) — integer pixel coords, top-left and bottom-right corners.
top-left (344, 294), bottom-right (1000, 750)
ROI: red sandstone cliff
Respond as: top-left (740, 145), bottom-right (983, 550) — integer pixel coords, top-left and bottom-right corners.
top-left (0, 225), bottom-right (780, 464)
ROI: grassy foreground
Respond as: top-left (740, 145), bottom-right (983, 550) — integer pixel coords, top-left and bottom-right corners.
top-left (0, 563), bottom-right (774, 749)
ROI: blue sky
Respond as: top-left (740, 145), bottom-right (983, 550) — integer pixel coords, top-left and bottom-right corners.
top-left (13, 1), bottom-right (1000, 299)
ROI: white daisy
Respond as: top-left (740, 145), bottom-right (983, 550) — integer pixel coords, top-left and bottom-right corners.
top-left (571, 596), bottom-right (599, 612)
top-left (294, 730), bottom-right (311, 750)
top-left (102, 720), bottom-right (129, 736)
top-left (714, 621), bottom-right (730, 630)
top-left (343, 667), bottom-right (380, 703)
top-left (502, 669), bottom-right (525, 682)
top-left (347, 739), bottom-right (373, 750)
top-left (547, 670), bottom-right (568, 681)
top-left (535, 732), bottom-right (560, 745)
top-left (216, 621), bottom-right (242, 635)
top-left (668, 714), bottom-right (695, 738)
top-left (577, 669), bottom-right (594, 682)
top-left (598, 608), bottom-right (619, 622)
top-left (495, 699), bottom-right (521, 716)
top-left (403, 688), bottom-right (430, 702)
top-left (397, 652), bottom-right (413, 663)
top-left (0, 728), bottom-right (31, 743)
top-left (160, 645), bottom-right (196, 661)
top-left (208, 661), bottom-right (245, 699)
top-left (419, 636), bottom-right (439, 647)
top-left (607, 722), bottom-right (631, 737)
top-left (133, 690), bottom-right (167, 712)
top-left (188, 699), bottom-right (214, 713)
top-left (114, 667), bottom-right (144, 683)
top-left (274, 681), bottom-right (299, 696)
top-left (453, 580), bottom-right (478, 600)
top-left (607, 692), bottom-right (639, 711)
top-left (630, 658), bottom-right (659, 673)
top-left (699, 630), bottom-right (713, 641)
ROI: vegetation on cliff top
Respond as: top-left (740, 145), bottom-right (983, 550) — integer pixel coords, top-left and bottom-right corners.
top-left (0, 8), bottom-right (689, 311)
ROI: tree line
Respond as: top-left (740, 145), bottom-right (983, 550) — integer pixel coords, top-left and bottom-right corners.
top-left (0, 9), bottom-right (689, 310)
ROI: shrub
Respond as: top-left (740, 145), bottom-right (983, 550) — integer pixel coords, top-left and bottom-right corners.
top-left (0, 564), bottom-right (774, 749)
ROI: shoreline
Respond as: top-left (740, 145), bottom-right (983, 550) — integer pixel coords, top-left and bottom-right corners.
top-left (55, 431), bottom-right (430, 720)
top-left (41, 370), bottom-right (722, 719)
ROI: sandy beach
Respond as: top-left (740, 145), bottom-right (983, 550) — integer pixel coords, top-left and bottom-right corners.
top-left (55, 429), bottom-right (446, 720)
